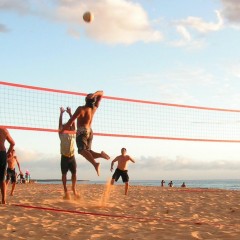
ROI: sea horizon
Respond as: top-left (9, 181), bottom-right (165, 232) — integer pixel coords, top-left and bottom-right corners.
top-left (33, 179), bottom-right (240, 190)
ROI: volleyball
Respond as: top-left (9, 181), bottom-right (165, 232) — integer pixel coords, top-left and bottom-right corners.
top-left (83, 11), bottom-right (94, 23)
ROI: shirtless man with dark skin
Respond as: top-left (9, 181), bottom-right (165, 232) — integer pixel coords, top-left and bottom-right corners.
top-left (62, 91), bottom-right (110, 176)
top-left (0, 127), bottom-right (15, 204)
top-left (6, 149), bottom-right (22, 196)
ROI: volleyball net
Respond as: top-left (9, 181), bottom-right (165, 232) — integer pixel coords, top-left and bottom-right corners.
top-left (1, 81), bottom-right (240, 142)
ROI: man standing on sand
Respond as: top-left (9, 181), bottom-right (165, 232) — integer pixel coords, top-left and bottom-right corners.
top-left (62, 91), bottom-right (110, 176)
top-left (6, 149), bottom-right (22, 196)
top-left (0, 127), bottom-right (15, 204)
top-left (110, 148), bottom-right (135, 195)
top-left (161, 180), bottom-right (165, 187)
top-left (59, 107), bottom-right (79, 200)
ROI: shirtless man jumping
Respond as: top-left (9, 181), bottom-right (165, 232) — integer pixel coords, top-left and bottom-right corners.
top-left (6, 149), bottom-right (22, 196)
top-left (0, 127), bottom-right (15, 204)
top-left (62, 91), bottom-right (110, 176)
top-left (110, 148), bottom-right (135, 195)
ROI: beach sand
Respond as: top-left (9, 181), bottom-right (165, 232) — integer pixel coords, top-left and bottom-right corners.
top-left (0, 183), bottom-right (239, 240)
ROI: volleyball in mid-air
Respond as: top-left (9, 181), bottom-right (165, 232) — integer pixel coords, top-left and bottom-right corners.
top-left (83, 11), bottom-right (94, 23)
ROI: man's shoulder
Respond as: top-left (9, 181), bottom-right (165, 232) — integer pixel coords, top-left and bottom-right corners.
top-left (0, 127), bottom-right (7, 135)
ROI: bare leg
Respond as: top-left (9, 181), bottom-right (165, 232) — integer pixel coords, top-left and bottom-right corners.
top-left (110, 179), bottom-right (115, 185)
top-left (90, 150), bottom-right (110, 160)
top-left (80, 150), bottom-right (100, 176)
top-left (71, 173), bottom-right (77, 195)
top-left (62, 174), bottom-right (70, 199)
top-left (0, 181), bottom-right (6, 204)
top-left (10, 182), bottom-right (16, 196)
top-left (125, 182), bottom-right (129, 195)
top-left (5, 179), bottom-right (9, 187)
top-left (72, 174), bottom-right (80, 199)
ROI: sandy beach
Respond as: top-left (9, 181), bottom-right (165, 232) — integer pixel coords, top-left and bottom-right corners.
top-left (0, 183), bottom-right (239, 240)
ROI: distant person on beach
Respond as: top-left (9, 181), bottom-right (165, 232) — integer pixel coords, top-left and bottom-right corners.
top-left (0, 127), bottom-right (15, 204)
top-left (161, 180), bottom-right (165, 187)
top-left (6, 149), bottom-right (22, 196)
top-left (62, 91), bottom-right (110, 176)
top-left (181, 182), bottom-right (186, 188)
top-left (110, 148), bottom-right (135, 195)
top-left (168, 181), bottom-right (173, 187)
top-left (59, 107), bottom-right (79, 200)
top-left (25, 170), bottom-right (30, 183)
top-left (17, 172), bottom-right (25, 184)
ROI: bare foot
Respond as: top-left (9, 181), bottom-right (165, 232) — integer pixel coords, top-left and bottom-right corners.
top-left (1, 200), bottom-right (6, 204)
top-left (101, 151), bottom-right (110, 160)
top-left (63, 192), bottom-right (71, 200)
top-left (74, 193), bottom-right (81, 200)
top-left (10, 193), bottom-right (14, 196)
top-left (95, 162), bottom-right (100, 176)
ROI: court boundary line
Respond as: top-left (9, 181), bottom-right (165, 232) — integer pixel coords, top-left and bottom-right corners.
top-left (12, 203), bottom-right (226, 227)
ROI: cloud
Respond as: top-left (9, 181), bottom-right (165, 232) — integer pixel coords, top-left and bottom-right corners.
top-left (170, 10), bottom-right (224, 49)
top-left (54, 0), bottom-right (163, 45)
top-left (0, 0), bottom-right (30, 14)
top-left (176, 10), bottom-right (224, 34)
top-left (221, 0), bottom-right (240, 23)
top-left (0, 23), bottom-right (9, 32)
top-left (170, 25), bottom-right (205, 49)
top-left (136, 155), bottom-right (240, 171)
top-left (0, 0), bottom-right (163, 45)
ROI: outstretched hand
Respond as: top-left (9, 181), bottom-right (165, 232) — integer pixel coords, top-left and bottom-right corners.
top-left (60, 107), bottom-right (65, 113)
top-left (66, 107), bottom-right (72, 115)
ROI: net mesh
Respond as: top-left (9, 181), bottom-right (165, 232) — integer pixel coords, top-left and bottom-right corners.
top-left (1, 81), bottom-right (240, 142)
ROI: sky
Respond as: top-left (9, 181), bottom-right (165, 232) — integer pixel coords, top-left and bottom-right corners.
top-left (1, 0), bottom-right (240, 181)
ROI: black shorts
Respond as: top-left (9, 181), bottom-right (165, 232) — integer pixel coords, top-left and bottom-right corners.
top-left (0, 151), bottom-right (7, 182)
top-left (112, 168), bottom-right (129, 183)
top-left (61, 155), bottom-right (77, 175)
top-left (76, 128), bottom-right (93, 152)
top-left (6, 168), bottom-right (17, 183)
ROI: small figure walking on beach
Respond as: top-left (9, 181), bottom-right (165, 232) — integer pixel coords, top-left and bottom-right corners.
top-left (110, 148), bottom-right (135, 195)
top-left (62, 91), bottom-right (110, 176)
top-left (6, 149), bottom-right (22, 196)
top-left (0, 127), bottom-right (15, 204)
top-left (59, 107), bottom-right (79, 200)
top-left (161, 180), bottom-right (165, 187)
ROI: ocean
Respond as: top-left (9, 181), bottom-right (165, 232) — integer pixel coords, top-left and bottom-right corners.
top-left (36, 179), bottom-right (240, 190)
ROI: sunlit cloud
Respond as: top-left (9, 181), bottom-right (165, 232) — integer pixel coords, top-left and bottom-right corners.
top-left (54, 0), bottom-right (163, 44)
top-left (176, 10), bottom-right (224, 33)
top-left (0, 0), bottom-right (163, 45)
top-left (170, 10), bottom-right (223, 49)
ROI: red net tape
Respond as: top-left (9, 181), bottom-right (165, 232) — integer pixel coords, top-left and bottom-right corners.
top-left (1, 81), bottom-right (240, 142)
